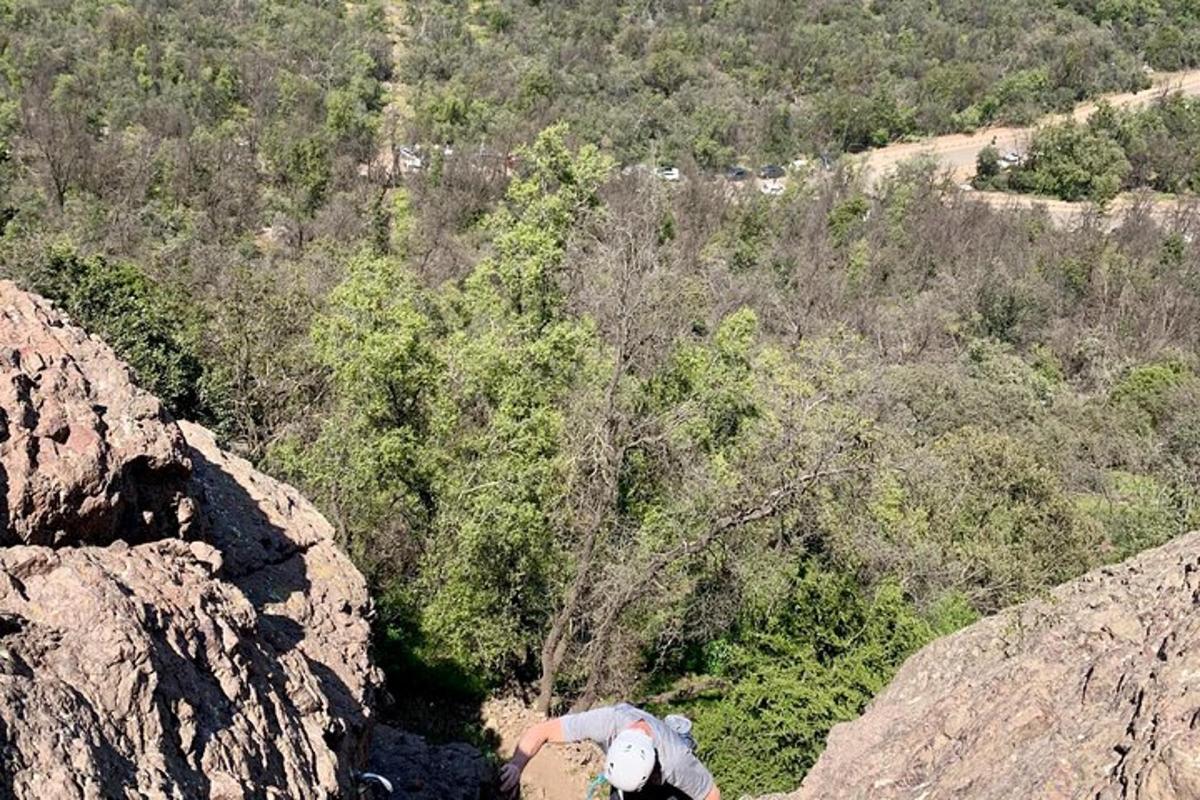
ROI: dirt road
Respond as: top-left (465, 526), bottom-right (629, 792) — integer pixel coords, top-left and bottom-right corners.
top-left (963, 189), bottom-right (1200, 232)
top-left (857, 69), bottom-right (1200, 189)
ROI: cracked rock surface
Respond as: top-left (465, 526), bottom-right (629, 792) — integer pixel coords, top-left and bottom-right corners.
top-left (0, 284), bottom-right (380, 798)
top-left (759, 531), bottom-right (1200, 800)
top-left (0, 281), bottom-right (192, 546)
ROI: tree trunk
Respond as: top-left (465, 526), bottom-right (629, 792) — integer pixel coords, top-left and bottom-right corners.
top-left (535, 323), bottom-right (629, 713)
top-left (574, 471), bottom-right (843, 709)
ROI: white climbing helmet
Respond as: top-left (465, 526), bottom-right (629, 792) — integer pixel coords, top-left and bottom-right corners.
top-left (605, 727), bottom-right (656, 796)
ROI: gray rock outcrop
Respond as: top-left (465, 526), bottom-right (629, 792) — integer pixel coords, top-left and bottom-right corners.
top-left (761, 531), bottom-right (1200, 800)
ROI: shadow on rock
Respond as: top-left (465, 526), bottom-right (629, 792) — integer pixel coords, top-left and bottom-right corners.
top-left (367, 723), bottom-right (496, 800)
top-left (181, 421), bottom-right (378, 793)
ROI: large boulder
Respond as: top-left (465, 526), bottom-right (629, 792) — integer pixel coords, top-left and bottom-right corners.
top-left (0, 282), bottom-right (192, 547)
top-left (761, 531), bottom-right (1200, 800)
top-left (0, 284), bottom-right (380, 798)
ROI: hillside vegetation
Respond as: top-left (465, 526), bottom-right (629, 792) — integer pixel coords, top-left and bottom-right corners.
top-left (401, 0), bottom-right (1200, 163)
top-left (0, 0), bottom-right (390, 443)
top-left (978, 94), bottom-right (1200, 201)
top-left (2, 1), bottom-right (1200, 796)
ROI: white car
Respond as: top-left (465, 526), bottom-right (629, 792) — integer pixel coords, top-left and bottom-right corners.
top-left (397, 146), bottom-right (424, 170)
top-left (759, 180), bottom-right (785, 196)
top-left (1000, 151), bottom-right (1021, 166)
top-left (654, 166), bottom-right (681, 182)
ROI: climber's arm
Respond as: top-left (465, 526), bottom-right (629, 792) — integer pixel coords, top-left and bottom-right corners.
top-left (512, 717), bottom-right (566, 765)
top-left (498, 718), bottom-right (565, 794)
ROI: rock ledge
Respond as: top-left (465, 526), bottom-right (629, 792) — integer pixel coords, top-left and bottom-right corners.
top-left (0, 282), bottom-right (379, 798)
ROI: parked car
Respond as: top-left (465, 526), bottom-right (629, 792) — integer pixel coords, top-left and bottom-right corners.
top-left (759, 164), bottom-right (785, 179)
top-left (759, 181), bottom-right (785, 196)
top-left (1000, 151), bottom-right (1021, 166)
top-left (724, 165), bottom-right (750, 181)
top-left (655, 165), bottom-right (681, 182)
top-left (397, 146), bottom-right (424, 170)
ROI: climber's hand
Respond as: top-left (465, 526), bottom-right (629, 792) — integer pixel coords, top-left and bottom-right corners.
top-left (499, 761), bottom-right (523, 796)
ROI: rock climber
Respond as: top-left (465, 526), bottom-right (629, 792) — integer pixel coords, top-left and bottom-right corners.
top-left (498, 703), bottom-right (721, 800)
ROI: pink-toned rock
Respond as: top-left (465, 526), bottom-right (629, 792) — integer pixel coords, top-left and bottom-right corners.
top-left (759, 531), bottom-right (1200, 800)
top-left (180, 419), bottom-right (380, 789)
top-left (0, 282), bottom-right (191, 546)
top-left (0, 530), bottom-right (377, 798)
top-left (0, 284), bottom-right (381, 798)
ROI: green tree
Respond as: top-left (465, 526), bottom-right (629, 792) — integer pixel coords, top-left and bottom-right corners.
top-left (1013, 121), bottom-right (1131, 202)
top-left (282, 125), bottom-right (615, 681)
top-left (676, 565), bottom-right (975, 796)
top-left (976, 145), bottom-right (1001, 182)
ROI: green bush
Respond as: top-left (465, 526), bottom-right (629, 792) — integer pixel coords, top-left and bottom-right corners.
top-left (26, 245), bottom-right (231, 429)
top-left (976, 145), bottom-right (1001, 182)
top-left (1076, 470), bottom-right (1186, 561)
top-left (1110, 358), bottom-right (1192, 429)
top-left (1012, 121), bottom-right (1131, 202)
top-left (827, 195), bottom-right (870, 247)
top-left (673, 565), bottom-right (974, 796)
top-left (1003, 95), bottom-right (1200, 200)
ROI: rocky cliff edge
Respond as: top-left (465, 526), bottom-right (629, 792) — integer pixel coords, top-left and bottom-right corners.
top-left (760, 530), bottom-right (1200, 800)
top-left (0, 281), bottom-right (379, 798)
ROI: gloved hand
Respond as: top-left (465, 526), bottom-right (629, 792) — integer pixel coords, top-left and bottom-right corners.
top-left (498, 761), bottom-right (523, 797)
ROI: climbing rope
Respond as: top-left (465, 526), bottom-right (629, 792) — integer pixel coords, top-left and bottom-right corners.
top-left (585, 774), bottom-right (609, 800)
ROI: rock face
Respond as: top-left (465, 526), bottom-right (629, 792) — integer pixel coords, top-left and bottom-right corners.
top-left (0, 283), bottom-right (380, 798)
top-left (367, 724), bottom-right (491, 800)
top-left (763, 531), bottom-right (1200, 800)
top-left (0, 283), bottom-right (193, 546)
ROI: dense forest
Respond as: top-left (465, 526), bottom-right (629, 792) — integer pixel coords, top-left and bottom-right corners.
top-left (3, 1), bottom-right (1200, 796)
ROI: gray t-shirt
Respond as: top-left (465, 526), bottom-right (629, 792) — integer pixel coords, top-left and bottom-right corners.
top-left (560, 704), bottom-right (714, 799)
